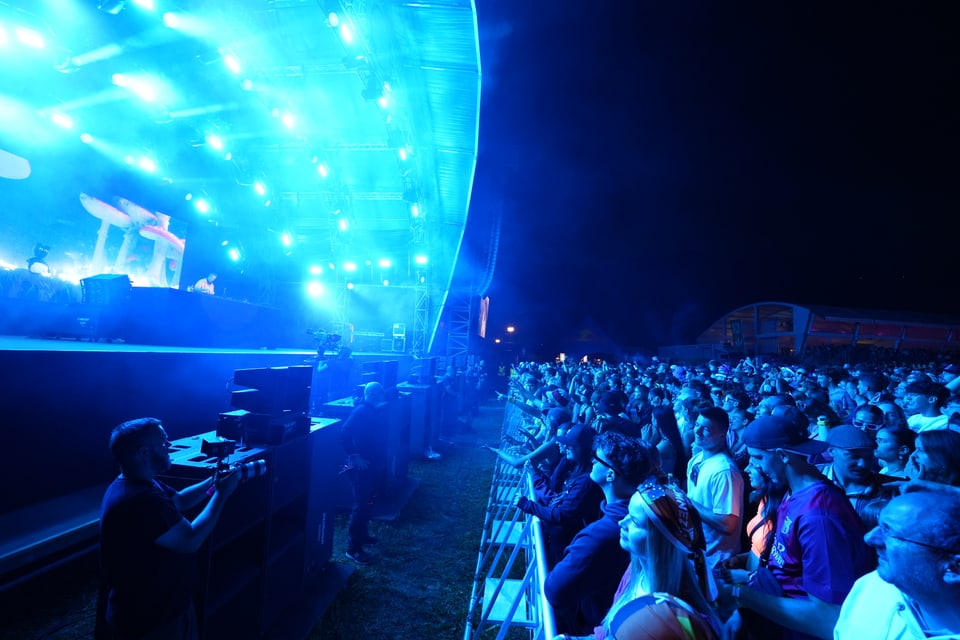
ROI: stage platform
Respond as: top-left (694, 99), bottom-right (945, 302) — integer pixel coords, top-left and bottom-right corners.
top-left (0, 332), bottom-right (420, 590)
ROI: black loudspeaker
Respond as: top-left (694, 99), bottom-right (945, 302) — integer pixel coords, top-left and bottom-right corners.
top-left (80, 274), bottom-right (131, 306)
top-left (415, 357), bottom-right (437, 382)
top-left (383, 360), bottom-right (398, 388)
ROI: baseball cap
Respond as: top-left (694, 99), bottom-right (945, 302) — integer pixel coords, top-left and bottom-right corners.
top-left (743, 415), bottom-right (828, 456)
top-left (556, 423), bottom-right (596, 449)
top-left (826, 425), bottom-right (876, 450)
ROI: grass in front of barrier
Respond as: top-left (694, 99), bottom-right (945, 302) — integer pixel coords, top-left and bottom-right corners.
top-left (312, 406), bottom-right (506, 639)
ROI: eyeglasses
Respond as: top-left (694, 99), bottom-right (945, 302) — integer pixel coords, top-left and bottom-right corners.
top-left (873, 522), bottom-right (958, 554)
top-left (852, 419), bottom-right (883, 432)
top-left (592, 452), bottom-right (620, 476)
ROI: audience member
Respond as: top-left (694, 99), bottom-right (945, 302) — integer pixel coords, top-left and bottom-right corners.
top-left (816, 368), bottom-right (857, 421)
top-left (834, 486), bottom-right (960, 639)
top-left (818, 426), bottom-right (896, 529)
top-left (565, 482), bottom-right (721, 640)
top-left (643, 406), bottom-right (688, 485)
top-left (907, 429), bottom-right (960, 486)
top-left (875, 400), bottom-right (910, 430)
top-left (874, 426), bottom-right (915, 477)
top-left (593, 392), bottom-right (639, 438)
top-left (544, 433), bottom-right (662, 635)
top-left (721, 415), bottom-right (875, 640)
top-left (849, 403), bottom-right (884, 438)
top-left (854, 371), bottom-right (890, 405)
top-left (686, 407), bottom-right (743, 569)
top-left (903, 379), bottom-right (950, 432)
top-left (516, 423), bottom-right (604, 568)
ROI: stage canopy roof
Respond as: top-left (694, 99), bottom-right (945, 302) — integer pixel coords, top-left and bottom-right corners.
top-left (0, 0), bottom-right (480, 352)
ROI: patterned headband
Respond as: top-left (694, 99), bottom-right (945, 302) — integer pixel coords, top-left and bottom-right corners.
top-left (635, 482), bottom-right (705, 556)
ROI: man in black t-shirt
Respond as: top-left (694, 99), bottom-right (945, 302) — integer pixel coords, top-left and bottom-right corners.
top-left (100, 418), bottom-right (239, 639)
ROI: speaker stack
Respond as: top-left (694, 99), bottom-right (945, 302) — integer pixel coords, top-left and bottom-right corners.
top-left (218, 365), bottom-right (313, 445)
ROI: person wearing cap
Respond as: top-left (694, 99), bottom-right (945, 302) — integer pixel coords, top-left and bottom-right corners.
top-left (685, 407), bottom-right (744, 569)
top-left (719, 415), bottom-right (875, 640)
top-left (939, 363), bottom-right (960, 386)
top-left (903, 379), bottom-right (950, 433)
top-left (544, 433), bottom-right (664, 636)
top-left (834, 485), bottom-right (960, 639)
top-left (818, 425), bottom-right (897, 529)
top-left (515, 423), bottom-right (604, 568)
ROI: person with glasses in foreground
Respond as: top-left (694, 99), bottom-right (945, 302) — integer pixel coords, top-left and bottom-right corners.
top-left (544, 432), bottom-right (664, 637)
top-left (834, 485), bottom-right (960, 639)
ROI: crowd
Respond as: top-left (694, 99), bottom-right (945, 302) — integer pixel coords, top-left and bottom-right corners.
top-left (491, 356), bottom-right (960, 640)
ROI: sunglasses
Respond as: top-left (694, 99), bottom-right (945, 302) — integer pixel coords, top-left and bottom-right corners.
top-left (852, 419), bottom-right (883, 432)
top-left (592, 452), bottom-right (621, 476)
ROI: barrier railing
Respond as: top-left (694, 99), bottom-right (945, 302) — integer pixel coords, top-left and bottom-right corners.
top-left (465, 403), bottom-right (556, 640)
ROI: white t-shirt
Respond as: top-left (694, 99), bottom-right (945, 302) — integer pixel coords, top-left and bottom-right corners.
top-left (835, 570), bottom-right (956, 640)
top-left (907, 414), bottom-right (949, 433)
top-left (686, 450), bottom-right (743, 564)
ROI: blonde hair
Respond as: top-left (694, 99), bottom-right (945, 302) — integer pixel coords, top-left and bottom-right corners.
top-left (601, 494), bottom-right (719, 633)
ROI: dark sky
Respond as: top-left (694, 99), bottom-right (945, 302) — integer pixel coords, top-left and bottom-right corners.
top-left (464, 1), bottom-right (960, 355)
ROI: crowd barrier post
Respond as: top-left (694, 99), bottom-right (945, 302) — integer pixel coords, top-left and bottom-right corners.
top-left (464, 403), bottom-right (557, 640)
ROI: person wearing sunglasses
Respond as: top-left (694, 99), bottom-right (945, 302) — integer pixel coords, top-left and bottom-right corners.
top-left (544, 432), bottom-right (664, 637)
top-left (850, 404), bottom-right (885, 439)
top-left (834, 486), bottom-right (960, 639)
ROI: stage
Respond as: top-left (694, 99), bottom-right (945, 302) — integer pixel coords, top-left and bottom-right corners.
top-left (0, 328), bottom-right (420, 590)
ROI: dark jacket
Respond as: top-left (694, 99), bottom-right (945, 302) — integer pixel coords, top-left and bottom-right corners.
top-left (340, 401), bottom-right (387, 466)
top-left (544, 498), bottom-right (630, 635)
top-left (517, 463), bottom-right (604, 567)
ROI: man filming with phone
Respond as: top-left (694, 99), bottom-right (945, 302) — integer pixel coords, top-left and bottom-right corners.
top-left (99, 417), bottom-right (241, 640)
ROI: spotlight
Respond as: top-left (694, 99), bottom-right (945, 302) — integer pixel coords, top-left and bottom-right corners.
top-left (98, 0), bottom-right (127, 15)
top-left (15, 27), bottom-right (45, 49)
top-left (50, 112), bottom-right (74, 129)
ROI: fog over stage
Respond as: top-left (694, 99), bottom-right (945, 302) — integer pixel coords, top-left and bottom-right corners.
top-left (0, 0), bottom-right (481, 358)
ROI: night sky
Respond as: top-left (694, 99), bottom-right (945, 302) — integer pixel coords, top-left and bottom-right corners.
top-left (464, 2), bottom-right (960, 355)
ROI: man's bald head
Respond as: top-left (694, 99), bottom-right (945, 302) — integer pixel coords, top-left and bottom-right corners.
top-left (364, 381), bottom-right (385, 403)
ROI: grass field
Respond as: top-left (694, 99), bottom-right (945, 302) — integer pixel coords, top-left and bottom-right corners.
top-left (3, 403), bottom-right (504, 640)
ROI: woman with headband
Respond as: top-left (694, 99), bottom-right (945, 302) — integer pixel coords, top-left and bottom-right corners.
top-left (554, 481), bottom-right (721, 640)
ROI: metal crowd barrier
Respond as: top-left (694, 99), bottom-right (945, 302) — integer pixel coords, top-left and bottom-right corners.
top-left (464, 403), bottom-right (557, 640)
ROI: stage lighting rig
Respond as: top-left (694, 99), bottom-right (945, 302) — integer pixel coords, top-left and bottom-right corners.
top-left (98, 0), bottom-right (126, 15)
